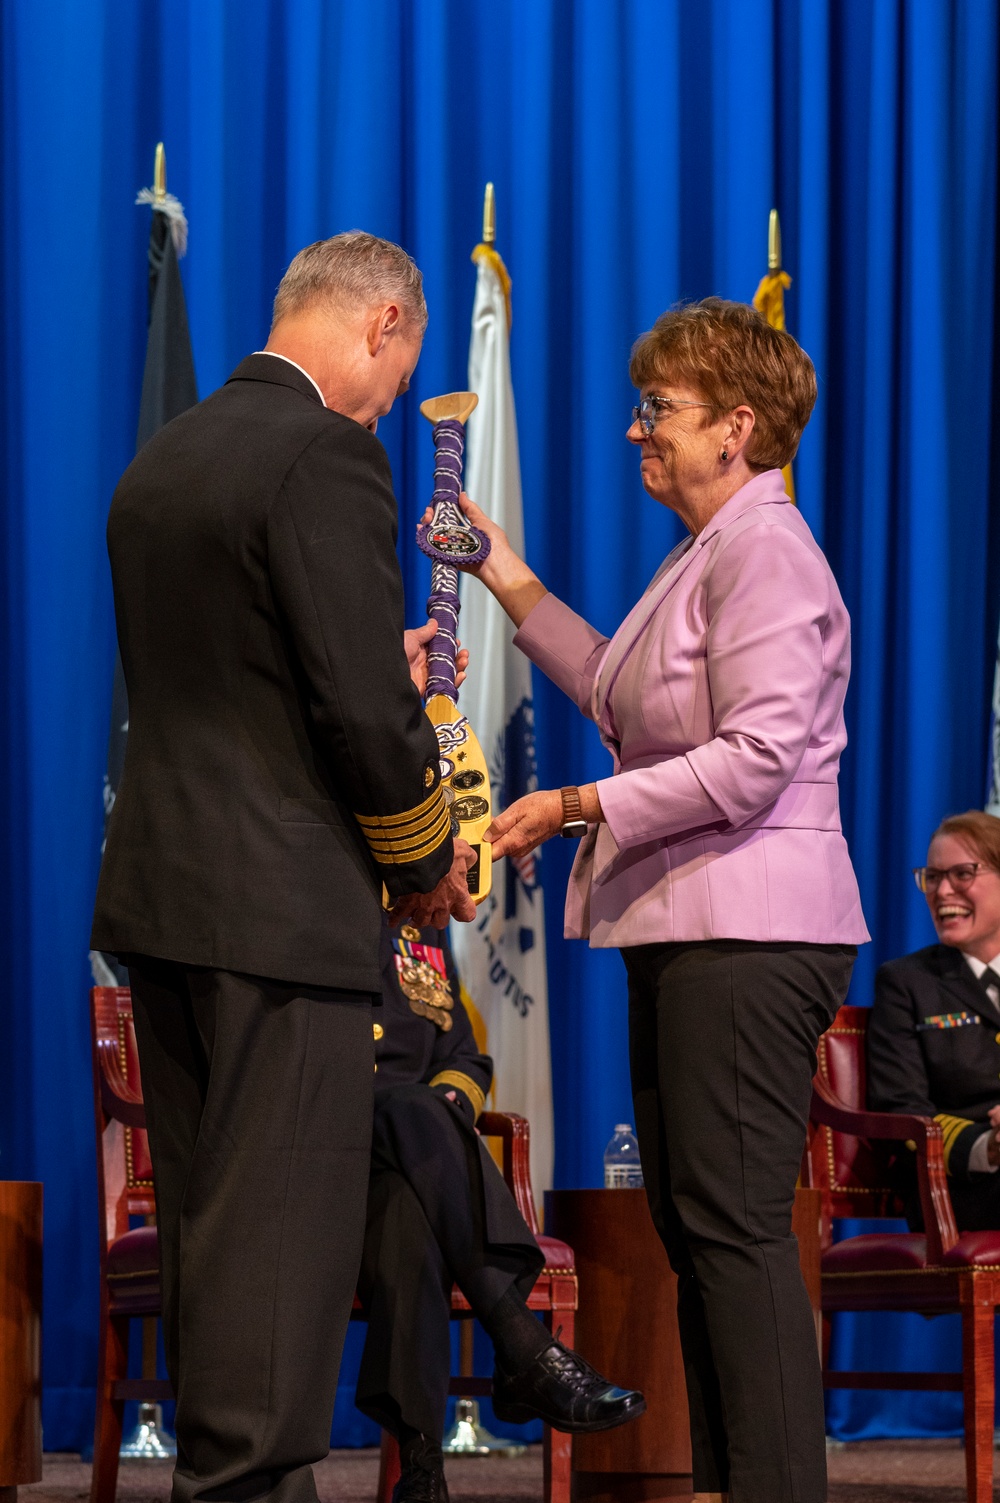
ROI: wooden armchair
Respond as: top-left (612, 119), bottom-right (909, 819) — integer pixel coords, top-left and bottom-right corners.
top-left (89, 986), bottom-right (169, 1503)
top-left (90, 987), bottom-right (577, 1503)
top-left (805, 1004), bottom-right (1000, 1503)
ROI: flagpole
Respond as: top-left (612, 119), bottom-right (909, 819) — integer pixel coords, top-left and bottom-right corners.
top-left (442, 175), bottom-right (547, 1454)
top-left (111, 136), bottom-right (196, 1463)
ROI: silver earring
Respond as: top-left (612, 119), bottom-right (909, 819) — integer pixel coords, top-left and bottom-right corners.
top-left (721, 449), bottom-right (728, 462)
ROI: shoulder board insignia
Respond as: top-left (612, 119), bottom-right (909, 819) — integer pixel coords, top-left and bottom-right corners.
top-left (916, 1012), bottom-right (981, 1030)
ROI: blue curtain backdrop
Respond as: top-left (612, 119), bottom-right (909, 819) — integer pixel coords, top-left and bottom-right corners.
top-left (1, 0), bottom-right (998, 1451)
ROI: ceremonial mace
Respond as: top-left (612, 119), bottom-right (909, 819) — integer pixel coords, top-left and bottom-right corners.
top-left (415, 392), bottom-right (493, 903)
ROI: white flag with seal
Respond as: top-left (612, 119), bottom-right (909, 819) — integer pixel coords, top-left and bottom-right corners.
top-left (451, 237), bottom-right (554, 1196)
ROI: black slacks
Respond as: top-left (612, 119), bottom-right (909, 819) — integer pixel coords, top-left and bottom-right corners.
top-left (128, 957), bottom-right (375, 1503)
top-left (354, 1083), bottom-right (543, 1440)
top-left (899, 1159), bottom-right (1000, 1233)
top-left (623, 939), bottom-right (855, 1503)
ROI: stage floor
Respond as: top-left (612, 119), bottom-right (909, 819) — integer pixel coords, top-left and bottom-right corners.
top-left (19, 1442), bottom-right (994, 1502)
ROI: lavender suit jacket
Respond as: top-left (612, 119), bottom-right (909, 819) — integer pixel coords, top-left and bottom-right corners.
top-left (514, 470), bottom-right (869, 949)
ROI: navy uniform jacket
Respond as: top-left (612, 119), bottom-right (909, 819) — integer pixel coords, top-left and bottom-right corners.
top-left (92, 356), bottom-right (451, 992)
top-left (375, 921), bottom-right (492, 1122)
top-left (868, 943), bottom-right (1000, 1179)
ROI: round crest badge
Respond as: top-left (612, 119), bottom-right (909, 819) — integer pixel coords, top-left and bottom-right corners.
top-left (453, 795), bottom-right (490, 822)
top-left (452, 769), bottom-right (484, 791)
top-left (428, 527), bottom-right (482, 558)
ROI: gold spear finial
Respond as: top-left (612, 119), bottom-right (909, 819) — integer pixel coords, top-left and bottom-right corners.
top-left (768, 207), bottom-right (782, 272)
top-left (482, 182), bottom-right (496, 247)
top-left (153, 142), bottom-right (167, 204)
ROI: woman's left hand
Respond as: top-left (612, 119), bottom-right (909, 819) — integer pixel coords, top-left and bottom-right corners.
top-left (485, 790), bottom-right (565, 859)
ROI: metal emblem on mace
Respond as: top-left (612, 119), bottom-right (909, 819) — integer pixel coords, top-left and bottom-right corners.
top-left (416, 392), bottom-right (493, 903)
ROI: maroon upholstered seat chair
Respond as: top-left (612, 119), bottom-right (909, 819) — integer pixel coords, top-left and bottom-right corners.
top-left (90, 987), bottom-right (576, 1503)
top-left (805, 1004), bottom-right (1000, 1503)
top-left (89, 986), bottom-right (169, 1503)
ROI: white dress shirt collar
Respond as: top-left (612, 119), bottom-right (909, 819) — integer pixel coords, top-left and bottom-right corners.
top-left (252, 351), bottom-right (326, 408)
top-left (962, 951), bottom-right (1000, 980)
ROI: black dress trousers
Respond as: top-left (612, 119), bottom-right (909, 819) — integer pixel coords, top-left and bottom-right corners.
top-left (354, 1083), bottom-right (543, 1440)
top-left (128, 956), bottom-right (375, 1503)
top-left (623, 939), bottom-right (855, 1503)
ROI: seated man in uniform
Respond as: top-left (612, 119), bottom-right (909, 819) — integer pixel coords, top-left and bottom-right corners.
top-left (869, 809), bottom-right (1000, 1231)
top-left (355, 920), bottom-right (644, 1502)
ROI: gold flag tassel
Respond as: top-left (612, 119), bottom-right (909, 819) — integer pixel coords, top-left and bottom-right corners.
top-left (752, 208), bottom-right (796, 505)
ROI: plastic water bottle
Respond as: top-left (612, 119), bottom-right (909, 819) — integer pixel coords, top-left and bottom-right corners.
top-left (603, 1124), bottom-right (643, 1188)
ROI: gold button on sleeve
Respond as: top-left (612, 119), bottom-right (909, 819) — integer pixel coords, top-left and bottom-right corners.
top-left (373, 1022), bottom-right (384, 1040)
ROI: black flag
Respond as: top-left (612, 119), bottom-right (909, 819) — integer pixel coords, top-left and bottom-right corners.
top-left (93, 198), bottom-right (198, 985)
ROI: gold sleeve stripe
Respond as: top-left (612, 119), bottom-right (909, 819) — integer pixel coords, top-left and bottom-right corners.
top-left (363, 811), bottom-right (452, 864)
top-left (363, 803), bottom-right (451, 853)
top-left (356, 786), bottom-right (444, 832)
top-left (355, 786), bottom-right (451, 866)
top-left (430, 1070), bottom-right (487, 1122)
top-left (364, 816), bottom-right (452, 865)
top-left (934, 1112), bottom-right (976, 1173)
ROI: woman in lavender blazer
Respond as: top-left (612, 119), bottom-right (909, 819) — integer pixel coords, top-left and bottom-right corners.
top-left (462, 299), bottom-right (869, 1503)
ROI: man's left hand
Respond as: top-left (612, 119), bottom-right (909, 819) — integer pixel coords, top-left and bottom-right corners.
top-left (405, 618), bottom-right (469, 697)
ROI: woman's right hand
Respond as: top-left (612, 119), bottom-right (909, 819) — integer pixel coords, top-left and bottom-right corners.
top-left (456, 492), bottom-right (515, 583)
top-left (420, 491), bottom-right (516, 584)
top-left (420, 491), bottom-right (547, 628)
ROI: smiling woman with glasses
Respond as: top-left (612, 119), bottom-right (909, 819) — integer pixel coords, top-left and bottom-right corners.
top-left (446, 296), bottom-right (869, 1503)
top-left (870, 810), bottom-right (1000, 1237)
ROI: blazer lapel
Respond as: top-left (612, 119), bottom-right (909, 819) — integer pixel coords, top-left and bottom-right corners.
top-left (594, 536), bottom-right (698, 724)
top-left (933, 945), bottom-right (1000, 1027)
top-left (593, 470), bottom-right (792, 727)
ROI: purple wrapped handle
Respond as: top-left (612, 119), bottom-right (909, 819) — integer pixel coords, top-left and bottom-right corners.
top-left (416, 419), bottom-right (491, 704)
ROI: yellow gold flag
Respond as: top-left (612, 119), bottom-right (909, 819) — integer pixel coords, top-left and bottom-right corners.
top-left (753, 210), bottom-right (796, 505)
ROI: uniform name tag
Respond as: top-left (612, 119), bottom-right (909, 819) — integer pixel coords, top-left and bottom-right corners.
top-left (916, 1012), bottom-right (981, 1031)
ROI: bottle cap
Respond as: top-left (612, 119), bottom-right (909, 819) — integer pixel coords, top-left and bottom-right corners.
top-left (615, 1124), bottom-right (633, 1134)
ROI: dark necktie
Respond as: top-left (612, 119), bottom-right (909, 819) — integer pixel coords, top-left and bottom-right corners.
top-left (979, 967), bottom-right (1000, 1013)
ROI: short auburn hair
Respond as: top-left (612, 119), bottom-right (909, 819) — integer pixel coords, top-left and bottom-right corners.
top-left (930, 810), bottom-right (1000, 871)
top-left (629, 297), bottom-right (817, 472)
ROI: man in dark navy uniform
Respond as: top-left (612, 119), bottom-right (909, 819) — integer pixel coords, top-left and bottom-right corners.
top-left (357, 922), bottom-right (645, 1503)
top-left (869, 810), bottom-right (1000, 1230)
top-left (92, 233), bottom-right (477, 1503)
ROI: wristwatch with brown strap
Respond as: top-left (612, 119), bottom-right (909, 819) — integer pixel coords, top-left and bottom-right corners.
top-left (559, 786), bottom-right (589, 839)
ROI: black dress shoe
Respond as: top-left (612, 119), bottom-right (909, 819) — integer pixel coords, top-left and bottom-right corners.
top-left (493, 1339), bottom-right (646, 1433)
top-left (391, 1435), bottom-right (449, 1503)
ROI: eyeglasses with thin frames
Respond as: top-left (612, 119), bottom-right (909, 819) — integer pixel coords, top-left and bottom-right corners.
top-left (631, 395), bottom-right (712, 437)
top-left (912, 862), bottom-right (996, 893)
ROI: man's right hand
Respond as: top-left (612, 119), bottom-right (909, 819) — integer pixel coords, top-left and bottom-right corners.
top-left (389, 839), bottom-right (478, 927)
